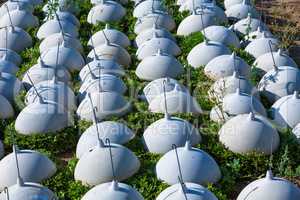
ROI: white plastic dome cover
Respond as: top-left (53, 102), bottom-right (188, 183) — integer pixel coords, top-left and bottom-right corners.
top-left (79, 59), bottom-right (125, 82)
top-left (0, 149), bottom-right (56, 190)
top-left (202, 25), bottom-right (240, 48)
top-left (143, 115), bottom-right (201, 154)
top-left (136, 50), bottom-right (184, 80)
top-left (0, 48), bottom-right (22, 66)
top-left (271, 91), bottom-right (300, 129)
top-left (233, 15), bottom-right (268, 35)
top-left (134, 12), bottom-right (176, 34)
top-left (157, 182), bottom-right (218, 200)
top-left (77, 92), bottom-right (131, 121)
top-left (133, 0), bottom-right (166, 18)
top-left (0, 182), bottom-right (57, 200)
top-left (246, 26), bottom-right (273, 42)
top-left (0, 26), bottom-right (32, 53)
top-left (187, 41), bottom-right (231, 68)
top-left (76, 121), bottom-right (135, 158)
top-left (45, 10), bottom-right (80, 28)
top-left (0, 94), bottom-right (14, 119)
top-left (0, 1), bottom-right (34, 18)
top-left (15, 100), bottom-right (74, 134)
top-left (24, 79), bottom-right (76, 111)
top-left (156, 142), bottom-right (221, 185)
top-left (0, 9), bottom-right (38, 30)
top-left (37, 19), bottom-right (79, 40)
top-left (39, 44), bottom-right (85, 72)
top-left (179, 2), bottom-right (227, 24)
top-left (22, 62), bottom-right (71, 88)
top-left (237, 170), bottom-right (300, 200)
top-left (210, 90), bottom-right (266, 122)
top-left (136, 37), bottom-right (181, 60)
top-left (143, 77), bottom-right (188, 103)
top-left (39, 32), bottom-right (83, 54)
top-left (135, 26), bottom-right (175, 47)
top-left (224, 0), bottom-right (248, 9)
top-left (254, 49), bottom-right (298, 74)
top-left (149, 87), bottom-right (202, 114)
top-left (88, 26), bottom-right (130, 48)
top-left (292, 123), bottom-right (300, 142)
top-left (204, 52), bottom-right (250, 80)
top-left (219, 113), bottom-right (280, 154)
top-left (78, 74), bottom-right (127, 102)
top-left (87, 43), bottom-right (131, 67)
top-left (74, 143), bottom-right (140, 186)
top-left (87, 1), bottom-right (126, 24)
top-left (258, 66), bottom-right (300, 103)
top-left (0, 72), bottom-right (22, 103)
top-left (0, 58), bottom-right (19, 74)
top-left (177, 11), bottom-right (218, 36)
top-left (209, 72), bottom-right (256, 102)
top-left (245, 34), bottom-right (279, 58)
top-left (225, 0), bottom-right (259, 20)
top-left (81, 181), bottom-right (144, 200)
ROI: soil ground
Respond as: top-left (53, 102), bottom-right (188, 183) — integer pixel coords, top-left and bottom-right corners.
top-left (256, 0), bottom-right (300, 64)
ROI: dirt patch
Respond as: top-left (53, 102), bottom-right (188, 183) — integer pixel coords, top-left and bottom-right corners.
top-left (256, 0), bottom-right (300, 64)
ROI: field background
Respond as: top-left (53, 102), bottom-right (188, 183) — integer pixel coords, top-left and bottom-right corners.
top-left (0, 0), bottom-right (300, 199)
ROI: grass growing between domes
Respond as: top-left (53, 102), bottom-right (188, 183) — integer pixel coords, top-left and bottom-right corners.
top-left (1, 0), bottom-right (300, 200)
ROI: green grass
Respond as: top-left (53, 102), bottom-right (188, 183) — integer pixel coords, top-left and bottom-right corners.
top-left (1, 0), bottom-right (300, 200)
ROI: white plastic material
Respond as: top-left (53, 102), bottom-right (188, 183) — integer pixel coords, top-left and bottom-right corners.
top-left (77, 92), bottom-right (131, 121)
top-left (87, 1), bottom-right (126, 24)
top-left (0, 149), bottom-right (56, 190)
top-left (0, 9), bottom-right (38, 30)
top-left (258, 66), bottom-right (300, 103)
top-left (81, 181), bottom-right (144, 200)
top-left (187, 41), bottom-right (231, 68)
top-left (204, 52), bottom-right (250, 80)
top-left (143, 115), bottom-right (201, 154)
top-left (0, 26), bottom-right (32, 53)
top-left (245, 34), bottom-right (279, 58)
top-left (219, 113), bottom-right (280, 154)
top-left (237, 170), bottom-right (300, 200)
top-left (136, 36), bottom-right (181, 60)
top-left (157, 182), bottom-right (218, 200)
top-left (156, 141), bottom-right (221, 185)
top-left (271, 91), bottom-right (300, 129)
top-left (134, 13), bottom-right (176, 34)
top-left (254, 49), bottom-right (298, 75)
top-left (136, 50), bottom-right (183, 80)
top-left (74, 143), bottom-right (140, 186)
top-left (88, 25), bottom-right (130, 48)
top-left (76, 121), bottom-right (134, 158)
top-left (202, 25), bottom-right (240, 48)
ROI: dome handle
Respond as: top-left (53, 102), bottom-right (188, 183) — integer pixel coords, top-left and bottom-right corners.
top-left (13, 144), bottom-right (24, 186)
top-left (162, 79), bottom-right (170, 119)
top-left (86, 63), bottom-right (97, 80)
top-left (178, 176), bottom-right (188, 200)
top-left (3, 4), bottom-right (14, 31)
top-left (87, 93), bottom-right (104, 147)
top-left (54, 12), bottom-right (65, 42)
top-left (268, 40), bottom-right (278, 71)
top-left (172, 144), bottom-right (184, 185)
top-left (4, 187), bottom-right (9, 200)
top-left (106, 138), bottom-right (117, 183)
top-left (97, 63), bottom-right (103, 92)
top-left (26, 72), bottom-right (44, 104)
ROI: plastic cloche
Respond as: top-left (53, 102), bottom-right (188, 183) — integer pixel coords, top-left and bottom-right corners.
top-left (219, 112), bottom-right (280, 154)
